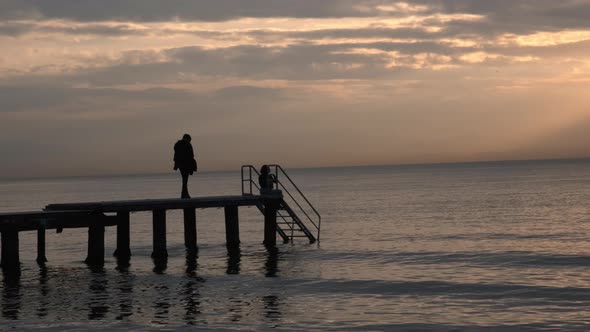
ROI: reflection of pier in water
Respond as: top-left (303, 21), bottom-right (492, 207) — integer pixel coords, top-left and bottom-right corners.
top-left (2, 270), bottom-right (20, 320)
top-left (88, 267), bottom-right (109, 320)
top-left (183, 251), bottom-right (204, 325)
top-left (1, 245), bottom-right (287, 325)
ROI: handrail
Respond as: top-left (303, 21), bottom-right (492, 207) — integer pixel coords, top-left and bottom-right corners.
top-left (241, 165), bottom-right (298, 236)
top-left (270, 165), bottom-right (321, 241)
top-left (241, 165), bottom-right (321, 242)
top-left (271, 165), bottom-right (320, 216)
top-left (241, 165), bottom-right (261, 195)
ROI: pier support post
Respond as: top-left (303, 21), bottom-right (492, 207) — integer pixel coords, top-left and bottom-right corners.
top-left (84, 221), bottom-right (104, 265)
top-left (114, 211), bottom-right (131, 259)
top-left (152, 209), bottom-right (168, 259)
top-left (264, 198), bottom-right (280, 246)
top-left (37, 226), bottom-right (48, 264)
top-left (1, 231), bottom-right (20, 269)
top-left (183, 209), bottom-right (197, 251)
top-left (85, 223), bottom-right (105, 265)
top-left (224, 206), bottom-right (240, 247)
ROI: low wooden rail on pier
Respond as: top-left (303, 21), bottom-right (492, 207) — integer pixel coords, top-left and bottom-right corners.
top-left (0, 194), bottom-right (282, 271)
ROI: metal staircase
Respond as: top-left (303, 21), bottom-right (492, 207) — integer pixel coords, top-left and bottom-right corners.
top-left (241, 165), bottom-right (321, 244)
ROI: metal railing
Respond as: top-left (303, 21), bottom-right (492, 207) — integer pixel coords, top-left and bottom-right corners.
top-left (241, 165), bottom-right (259, 195)
top-left (241, 165), bottom-right (297, 242)
top-left (241, 165), bottom-right (321, 242)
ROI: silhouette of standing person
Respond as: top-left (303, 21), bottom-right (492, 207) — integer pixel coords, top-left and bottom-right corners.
top-left (174, 134), bottom-right (197, 199)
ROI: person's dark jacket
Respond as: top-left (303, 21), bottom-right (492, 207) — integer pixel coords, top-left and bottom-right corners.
top-left (258, 172), bottom-right (276, 190)
top-left (259, 173), bottom-right (269, 190)
top-left (174, 140), bottom-right (197, 174)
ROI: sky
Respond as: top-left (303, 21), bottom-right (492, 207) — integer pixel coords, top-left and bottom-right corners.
top-left (0, 0), bottom-right (589, 178)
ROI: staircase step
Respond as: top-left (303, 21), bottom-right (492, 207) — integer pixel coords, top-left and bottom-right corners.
top-left (247, 177), bottom-right (320, 243)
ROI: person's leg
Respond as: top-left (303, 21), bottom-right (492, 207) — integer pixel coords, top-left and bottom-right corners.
top-left (181, 170), bottom-right (190, 198)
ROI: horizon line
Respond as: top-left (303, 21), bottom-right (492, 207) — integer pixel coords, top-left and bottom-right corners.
top-left (2, 156), bottom-right (590, 182)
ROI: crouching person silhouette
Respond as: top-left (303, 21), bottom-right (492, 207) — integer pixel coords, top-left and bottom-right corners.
top-left (258, 165), bottom-right (278, 195)
top-left (174, 134), bottom-right (197, 199)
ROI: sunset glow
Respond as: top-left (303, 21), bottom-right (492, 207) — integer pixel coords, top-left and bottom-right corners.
top-left (1, 1), bottom-right (589, 178)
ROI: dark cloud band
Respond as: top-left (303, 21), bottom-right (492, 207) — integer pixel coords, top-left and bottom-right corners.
top-left (0, 0), bottom-right (403, 22)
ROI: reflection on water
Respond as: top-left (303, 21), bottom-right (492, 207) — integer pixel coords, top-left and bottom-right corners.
top-left (2, 268), bottom-right (21, 320)
top-left (152, 281), bottom-right (170, 325)
top-left (185, 251), bottom-right (198, 276)
top-left (37, 266), bottom-right (49, 318)
top-left (184, 251), bottom-right (205, 325)
top-left (262, 247), bottom-right (282, 328)
top-left (115, 267), bottom-right (134, 320)
top-left (0, 246), bottom-right (289, 328)
top-left (226, 245), bottom-right (241, 275)
top-left (264, 245), bottom-right (279, 278)
top-left (262, 294), bottom-right (281, 326)
top-left (3, 162), bottom-right (590, 330)
top-left (87, 267), bottom-right (109, 320)
top-left (227, 297), bottom-right (244, 322)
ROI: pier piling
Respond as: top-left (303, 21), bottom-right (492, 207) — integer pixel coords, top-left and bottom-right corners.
top-left (183, 209), bottom-right (197, 251)
top-left (37, 226), bottom-right (48, 264)
top-left (85, 223), bottom-right (105, 265)
top-left (224, 205), bottom-right (240, 247)
top-left (263, 198), bottom-right (279, 246)
top-left (114, 211), bottom-right (131, 259)
top-left (152, 209), bottom-right (168, 259)
top-left (1, 230), bottom-right (20, 269)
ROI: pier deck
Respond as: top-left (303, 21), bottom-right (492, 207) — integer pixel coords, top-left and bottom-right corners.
top-left (45, 195), bottom-right (264, 212)
top-left (0, 210), bottom-right (115, 232)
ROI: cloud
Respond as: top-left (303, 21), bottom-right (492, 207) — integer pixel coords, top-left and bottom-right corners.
top-left (3, 35), bottom-right (587, 90)
top-left (0, 21), bottom-right (32, 36)
top-left (1, 1), bottom-right (590, 178)
top-left (4, 44), bottom-right (395, 86)
top-left (0, 21), bottom-right (147, 37)
top-left (213, 85), bottom-right (285, 100)
top-left (411, 0), bottom-right (590, 33)
top-left (2, 1), bottom-right (589, 58)
top-left (0, 0), bottom-right (411, 22)
top-left (0, 84), bottom-right (70, 111)
top-left (59, 42), bottom-right (467, 85)
top-left (80, 40), bottom-right (588, 84)
top-left (0, 82), bottom-right (291, 114)
top-left (2, 0), bottom-right (589, 36)
top-left (0, 84), bottom-right (195, 112)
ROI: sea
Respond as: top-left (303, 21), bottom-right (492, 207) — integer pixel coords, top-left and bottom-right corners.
top-left (1, 159), bottom-right (590, 331)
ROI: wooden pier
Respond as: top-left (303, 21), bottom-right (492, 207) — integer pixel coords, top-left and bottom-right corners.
top-left (0, 165), bottom-right (321, 272)
top-left (0, 194), bottom-right (282, 271)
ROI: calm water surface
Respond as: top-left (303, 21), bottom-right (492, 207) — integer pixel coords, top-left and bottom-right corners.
top-left (2, 160), bottom-right (590, 331)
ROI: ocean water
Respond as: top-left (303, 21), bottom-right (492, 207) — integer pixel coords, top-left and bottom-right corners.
top-left (2, 160), bottom-right (590, 331)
